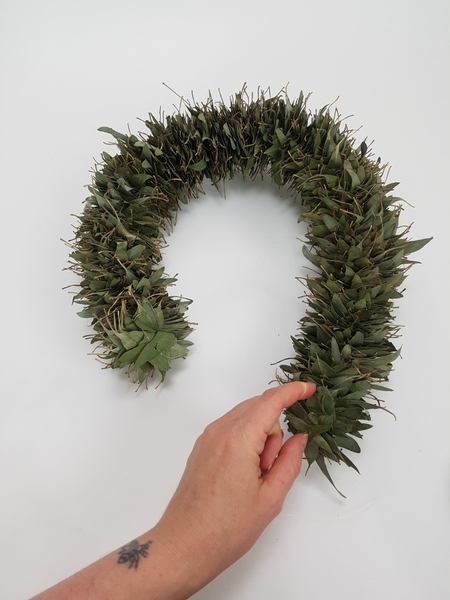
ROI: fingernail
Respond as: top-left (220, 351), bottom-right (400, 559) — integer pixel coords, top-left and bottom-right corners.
top-left (299, 433), bottom-right (308, 453)
top-left (303, 382), bottom-right (316, 395)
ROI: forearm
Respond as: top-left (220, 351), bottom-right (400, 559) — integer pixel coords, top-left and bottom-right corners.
top-left (32, 383), bottom-right (314, 600)
top-left (31, 526), bottom-right (198, 600)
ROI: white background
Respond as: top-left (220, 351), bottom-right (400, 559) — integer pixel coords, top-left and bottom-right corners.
top-left (1, 1), bottom-right (449, 598)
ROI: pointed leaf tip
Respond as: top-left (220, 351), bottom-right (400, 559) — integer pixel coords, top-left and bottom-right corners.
top-left (403, 237), bottom-right (433, 255)
top-left (98, 126), bottom-right (127, 141)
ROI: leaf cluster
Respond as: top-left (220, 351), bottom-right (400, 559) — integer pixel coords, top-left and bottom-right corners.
top-left (67, 88), bottom-right (430, 489)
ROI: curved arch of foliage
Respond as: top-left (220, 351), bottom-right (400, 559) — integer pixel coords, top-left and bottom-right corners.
top-left (68, 89), bottom-right (430, 493)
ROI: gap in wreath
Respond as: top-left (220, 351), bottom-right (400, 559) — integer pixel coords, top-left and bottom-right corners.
top-left (160, 174), bottom-right (310, 397)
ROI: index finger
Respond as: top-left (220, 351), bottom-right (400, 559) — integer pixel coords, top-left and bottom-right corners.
top-left (255, 381), bottom-right (316, 433)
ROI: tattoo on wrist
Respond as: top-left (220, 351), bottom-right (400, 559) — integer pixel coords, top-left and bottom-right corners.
top-left (117, 540), bottom-right (152, 569)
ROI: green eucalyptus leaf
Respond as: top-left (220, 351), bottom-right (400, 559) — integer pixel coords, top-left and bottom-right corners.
top-left (190, 159), bottom-right (207, 171)
top-left (169, 343), bottom-right (189, 360)
top-left (98, 126), bottom-right (127, 141)
top-left (302, 245), bottom-right (321, 268)
top-left (350, 331), bottom-right (364, 346)
top-left (153, 331), bottom-right (176, 351)
top-left (316, 455), bottom-right (346, 498)
top-left (116, 341), bottom-right (148, 369)
top-left (323, 214), bottom-right (339, 231)
top-left (116, 330), bottom-right (145, 350)
top-left (402, 237), bottom-right (432, 255)
top-left (331, 337), bottom-right (341, 365)
top-left (135, 300), bottom-right (164, 331)
top-left (127, 245), bottom-right (145, 260)
top-left (149, 352), bottom-right (171, 373)
top-left (148, 267), bottom-right (165, 284)
top-left (275, 128), bottom-right (287, 144)
top-left (311, 357), bottom-right (336, 379)
top-left (334, 434), bottom-right (361, 453)
top-left (115, 241), bottom-right (128, 262)
top-left (304, 441), bottom-right (319, 465)
top-left (348, 246), bottom-right (362, 262)
top-left (134, 341), bottom-right (159, 370)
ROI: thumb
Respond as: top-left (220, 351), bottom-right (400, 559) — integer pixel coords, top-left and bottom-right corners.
top-left (262, 433), bottom-right (308, 497)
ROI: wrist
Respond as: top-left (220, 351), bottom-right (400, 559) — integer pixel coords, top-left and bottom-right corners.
top-left (125, 525), bottom-right (195, 600)
top-left (146, 519), bottom-right (217, 600)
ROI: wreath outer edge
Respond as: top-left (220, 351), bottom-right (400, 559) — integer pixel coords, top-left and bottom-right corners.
top-left (67, 89), bottom-right (431, 493)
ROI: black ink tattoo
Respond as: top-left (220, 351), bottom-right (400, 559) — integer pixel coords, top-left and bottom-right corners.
top-left (117, 539), bottom-right (152, 569)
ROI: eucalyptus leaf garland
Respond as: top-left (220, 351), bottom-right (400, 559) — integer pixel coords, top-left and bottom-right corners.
top-left (68, 89), bottom-right (430, 493)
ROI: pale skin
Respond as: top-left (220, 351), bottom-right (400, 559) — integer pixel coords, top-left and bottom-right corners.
top-left (32, 381), bottom-right (316, 600)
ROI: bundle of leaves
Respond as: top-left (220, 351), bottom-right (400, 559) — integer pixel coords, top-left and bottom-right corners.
top-left (68, 89), bottom-right (430, 493)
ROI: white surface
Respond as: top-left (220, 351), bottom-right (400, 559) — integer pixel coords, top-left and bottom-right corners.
top-left (1, 1), bottom-right (449, 598)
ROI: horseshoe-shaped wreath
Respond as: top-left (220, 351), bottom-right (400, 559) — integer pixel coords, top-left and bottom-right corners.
top-left (68, 89), bottom-right (430, 493)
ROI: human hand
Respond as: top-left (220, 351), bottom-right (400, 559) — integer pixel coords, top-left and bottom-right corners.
top-left (153, 381), bottom-right (316, 596)
top-left (31, 381), bottom-right (316, 600)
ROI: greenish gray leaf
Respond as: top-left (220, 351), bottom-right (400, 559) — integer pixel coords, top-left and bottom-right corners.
top-left (127, 245), bottom-right (145, 260)
top-left (334, 434), bottom-right (361, 453)
top-left (304, 441), bottom-right (319, 465)
top-left (134, 341), bottom-right (159, 370)
top-left (302, 245), bottom-right (321, 268)
top-left (116, 330), bottom-right (145, 350)
top-left (275, 128), bottom-right (287, 144)
top-left (115, 241), bottom-right (128, 262)
top-left (402, 237), bottom-right (432, 255)
top-left (350, 331), bottom-right (364, 346)
top-left (98, 126), bottom-right (127, 141)
top-left (323, 214), bottom-right (339, 231)
top-left (190, 159), bottom-right (207, 171)
top-left (135, 300), bottom-right (165, 331)
top-left (331, 337), bottom-right (341, 365)
top-left (117, 341), bottom-right (148, 369)
top-left (316, 455), bottom-right (346, 498)
top-left (169, 343), bottom-right (189, 360)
